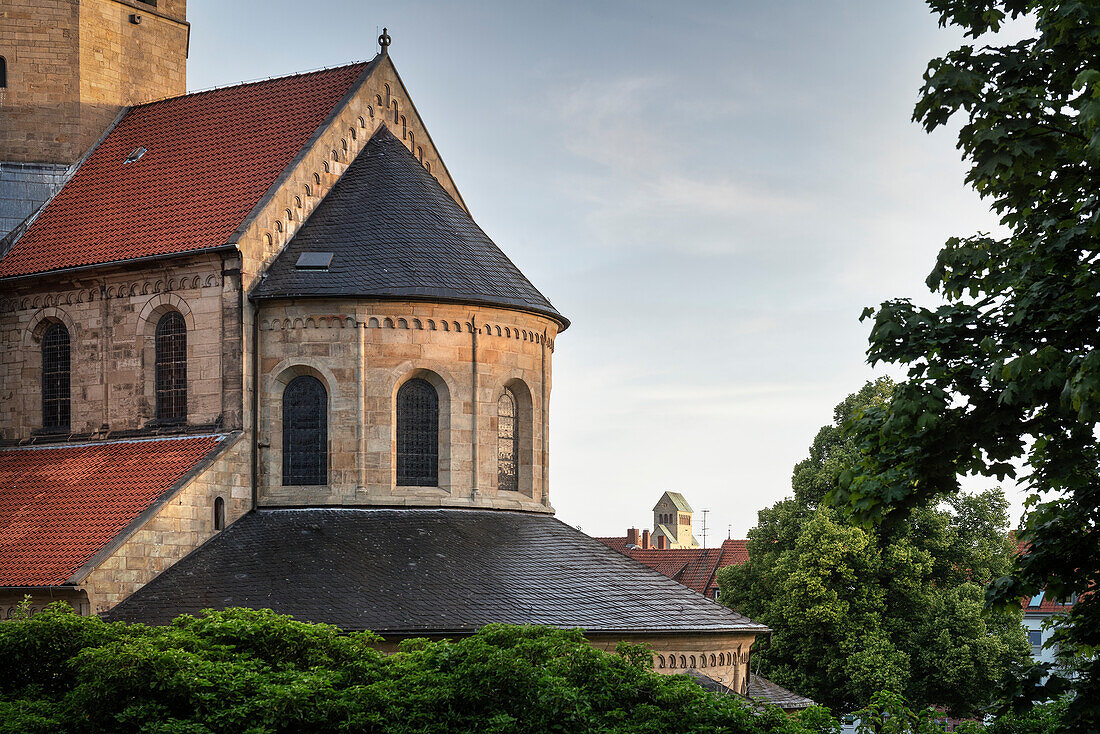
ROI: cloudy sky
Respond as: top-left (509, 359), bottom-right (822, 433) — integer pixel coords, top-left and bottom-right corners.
top-left (189, 1), bottom-right (1023, 539)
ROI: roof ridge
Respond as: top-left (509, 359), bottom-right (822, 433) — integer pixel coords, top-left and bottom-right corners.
top-left (133, 58), bottom-right (376, 109)
top-left (0, 433), bottom-right (226, 452)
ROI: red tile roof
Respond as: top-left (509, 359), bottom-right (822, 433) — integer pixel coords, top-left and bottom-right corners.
top-left (593, 537), bottom-right (749, 595)
top-left (0, 435), bottom-right (226, 586)
top-left (0, 62), bottom-right (370, 279)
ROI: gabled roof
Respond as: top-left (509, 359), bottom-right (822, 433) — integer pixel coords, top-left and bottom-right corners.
top-left (594, 538), bottom-right (749, 595)
top-left (0, 62), bottom-right (372, 279)
top-left (250, 126), bottom-right (566, 326)
top-left (654, 491), bottom-right (693, 513)
top-left (0, 435), bottom-right (229, 586)
top-left (105, 508), bottom-right (766, 634)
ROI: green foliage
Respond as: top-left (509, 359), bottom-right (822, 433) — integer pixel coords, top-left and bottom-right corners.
top-left (852, 691), bottom-right (959, 734)
top-left (826, 1), bottom-right (1100, 729)
top-left (720, 382), bottom-right (1029, 716)
top-left (0, 604), bottom-right (840, 734)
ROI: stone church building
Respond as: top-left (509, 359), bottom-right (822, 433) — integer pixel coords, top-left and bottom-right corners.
top-left (0, 0), bottom-right (809, 706)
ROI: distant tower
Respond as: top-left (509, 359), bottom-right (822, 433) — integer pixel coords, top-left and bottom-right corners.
top-left (0, 0), bottom-right (189, 236)
top-left (651, 491), bottom-right (699, 549)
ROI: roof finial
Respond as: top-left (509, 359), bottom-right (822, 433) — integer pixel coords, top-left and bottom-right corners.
top-left (378, 27), bottom-right (391, 54)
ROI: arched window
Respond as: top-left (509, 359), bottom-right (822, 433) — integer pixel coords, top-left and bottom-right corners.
top-left (282, 375), bottom-right (327, 485)
top-left (397, 378), bottom-right (438, 486)
top-left (41, 322), bottom-right (70, 431)
top-left (154, 312), bottom-right (187, 423)
top-left (497, 388), bottom-right (518, 492)
top-left (213, 497), bottom-right (225, 531)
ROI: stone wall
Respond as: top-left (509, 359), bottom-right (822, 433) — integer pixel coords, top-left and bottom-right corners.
top-left (256, 299), bottom-right (558, 511)
top-left (79, 431), bottom-right (249, 613)
top-left (373, 630), bottom-right (758, 696)
top-left (0, 251), bottom-right (243, 440)
top-left (0, 587), bottom-right (90, 619)
top-left (0, 0), bottom-right (188, 165)
top-left (588, 631), bottom-right (758, 695)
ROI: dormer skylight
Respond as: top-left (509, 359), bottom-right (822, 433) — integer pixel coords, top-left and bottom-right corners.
top-left (295, 252), bottom-right (333, 271)
top-left (124, 147), bottom-right (147, 164)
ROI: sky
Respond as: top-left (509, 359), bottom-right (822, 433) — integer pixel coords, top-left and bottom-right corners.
top-left (188, 1), bottom-right (1025, 540)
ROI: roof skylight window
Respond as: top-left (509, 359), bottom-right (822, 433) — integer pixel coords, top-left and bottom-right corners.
top-left (295, 252), bottom-right (333, 271)
top-left (124, 147), bottom-right (147, 164)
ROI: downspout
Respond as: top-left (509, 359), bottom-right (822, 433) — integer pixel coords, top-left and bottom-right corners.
top-left (470, 314), bottom-right (478, 498)
top-left (250, 300), bottom-right (259, 510)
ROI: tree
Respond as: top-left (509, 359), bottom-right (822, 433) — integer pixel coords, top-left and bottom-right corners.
top-left (0, 604), bottom-right (840, 734)
top-left (720, 381), bottom-right (1029, 716)
top-left (827, 2), bottom-right (1100, 729)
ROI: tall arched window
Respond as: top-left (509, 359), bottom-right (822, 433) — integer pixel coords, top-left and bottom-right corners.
top-left (397, 378), bottom-right (438, 486)
top-left (282, 375), bottom-right (327, 485)
top-left (497, 388), bottom-right (518, 492)
top-left (41, 322), bottom-right (70, 432)
top-left (154, 312), bottom-right (187, 422)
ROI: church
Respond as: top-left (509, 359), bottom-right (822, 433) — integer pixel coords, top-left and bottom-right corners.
top-left (0, 0), bottom-right (806, 706)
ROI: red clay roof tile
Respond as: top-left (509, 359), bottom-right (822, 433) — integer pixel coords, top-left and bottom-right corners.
top-left (0, 435), bottom-right (225, 586)
top-left (593, 537), bottom-right (749, 594)
top-left (0, 63), bottom-right (369, 279)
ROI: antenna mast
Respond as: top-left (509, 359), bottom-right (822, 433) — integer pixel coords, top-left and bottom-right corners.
top-left (701, 509), bottom-right (709, 549)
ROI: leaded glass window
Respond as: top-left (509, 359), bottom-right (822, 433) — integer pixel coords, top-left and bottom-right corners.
top-left (41, 322), bottom-right (70, 432)
top-left (397, 378), bottom-right (438, 486)
top-left (154, 312), bottom-right (187, 423)
top-left (283, 375), bottom-right (327, 485)
top-left (497, 388), bottom-right (518, 492)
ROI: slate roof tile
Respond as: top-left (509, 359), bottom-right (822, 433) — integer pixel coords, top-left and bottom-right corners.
top-left (0, 63), bottom-right (370, 279)
top-left (0, 435), bottom-right (228, 586)
top-left (105, 508), bottom-right (766, 634)
top-left (250, 126), bottom-right (565, 325)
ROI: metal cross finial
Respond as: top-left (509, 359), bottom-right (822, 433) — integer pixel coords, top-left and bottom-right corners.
top-left (378, 27), bottom-right (391, 53)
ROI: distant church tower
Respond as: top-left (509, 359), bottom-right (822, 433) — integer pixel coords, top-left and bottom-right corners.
top-left (652, 491), bottom-right (699, 549)
top-left (0, 0), bottom-right (188, 237)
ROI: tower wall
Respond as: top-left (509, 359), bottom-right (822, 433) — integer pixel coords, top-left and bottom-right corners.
top-left (0, 0), bottom-right (188, 166)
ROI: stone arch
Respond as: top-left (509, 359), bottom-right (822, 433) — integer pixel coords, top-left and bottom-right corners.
top-left (680, 655), bottom-right (687, 669)
top-left (689, 655), bottom-right (696, 669)
top-left (383, 317), bottom-right (394, 328)
top-left (314, 172), bottom-right (321, 186)
top-left (426, 319), bottom-right (436, 330)
top-left (668, 655), bottom-right (677, 670)
top-left (368, 317), bottom-right (380, 328)
top-left (656, 655), bottom-right (665, 669)
top-left (397, 318), bottom-right (408, 329)
top-left (265, 361), bottom-right (340, 488)
top-left (710, 654), bottom-right (716, 667)
top-left (136, 294), bottom-right (196, 423)
top-left (24, 307), bottom-right (77, 349)
top-left (388, 365), bottom-right (457, 493)
top-left (492, 377), bottom-right (535, 498)
top-left (392, 99), bottom-right (399, 123)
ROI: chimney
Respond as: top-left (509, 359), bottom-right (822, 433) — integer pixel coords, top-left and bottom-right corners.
top-left (657, 535), bottom-right (668, 550)
top-left (641, 529), bottom-right (651, 549)
top-left (626, 528), bottom-right (640, 547)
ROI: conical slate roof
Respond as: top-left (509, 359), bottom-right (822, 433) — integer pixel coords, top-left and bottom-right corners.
top-left (251, 125), bottom-right (565, 326)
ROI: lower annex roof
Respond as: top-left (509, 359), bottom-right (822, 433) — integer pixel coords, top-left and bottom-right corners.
top-left (0, 434), bottom-right (231, 587)
top-left (105, 508), bottom-right (768, 635)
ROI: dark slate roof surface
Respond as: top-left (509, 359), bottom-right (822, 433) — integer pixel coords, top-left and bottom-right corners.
top-left (104, 508), bottom-right (765, 634)
top-left (684, 671), bottom-right (816, 711)
top-left (251, 126), bottom-right (565, 326)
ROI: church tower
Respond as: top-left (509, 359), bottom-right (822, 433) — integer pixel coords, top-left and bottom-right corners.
top-left (0, 0), bottom-right (188, 236)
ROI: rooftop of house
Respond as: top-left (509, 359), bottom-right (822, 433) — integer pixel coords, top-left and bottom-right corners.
top-left (105, 508), bottom-right (768, 634)
top-left (655, 491), bottom-right (693, 513)
top-left (0, 61), bottom-right (372, 279)
top-left (595, 536), bottom-right (749, 595)
top-left (250, 125), bottom-right (564, 325)
top-left (0, 434), bottom-right (232, 586)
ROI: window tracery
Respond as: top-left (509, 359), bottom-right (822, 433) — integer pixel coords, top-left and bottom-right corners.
top-left (282, 375), bottom-right (327, 485)
top-left (397, 378), bottom-right (438, 486)
top-left (154, 312), bottom-right (186, 423)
